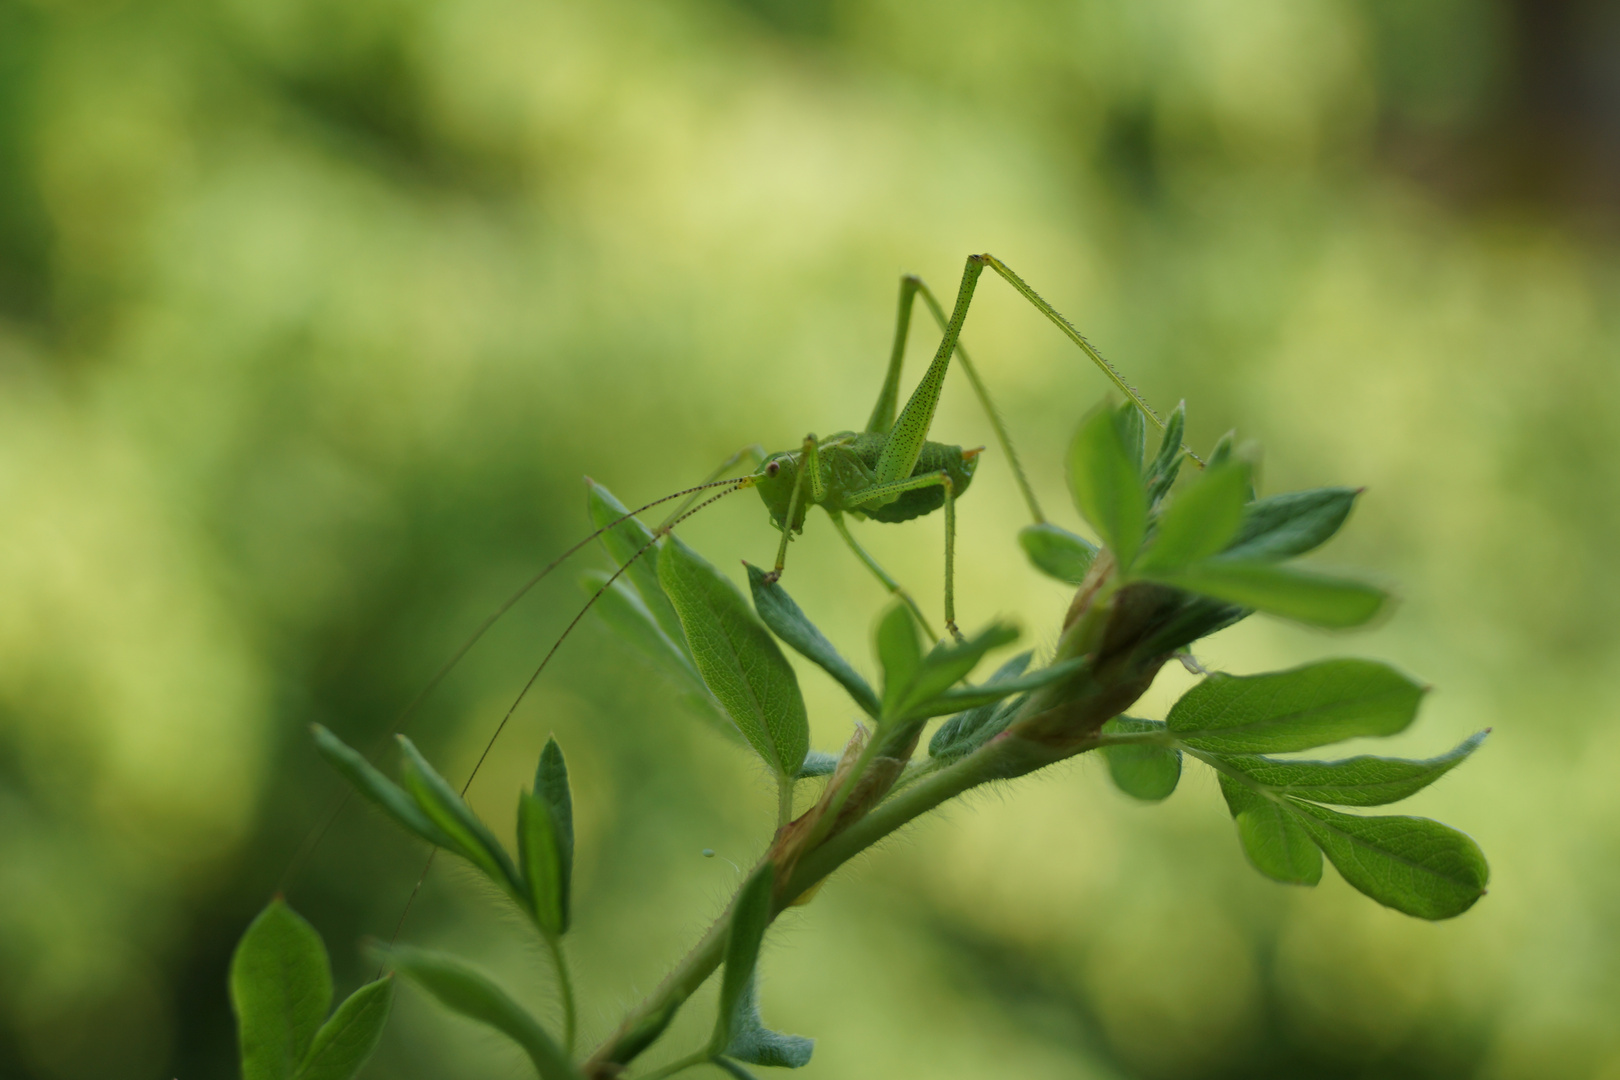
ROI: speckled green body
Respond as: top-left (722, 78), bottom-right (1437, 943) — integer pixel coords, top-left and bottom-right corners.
top-left (755, 430), bottom-right (978, 532)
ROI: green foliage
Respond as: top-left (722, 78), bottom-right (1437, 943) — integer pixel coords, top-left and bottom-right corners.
top-left (1218, 776), bottom-right (1324, 886)
top-left (1166, 660), bottom-right (1425, 754)
top-left (928, 652), bottom-right (1032, 761)
top-left (1223, 488), bottom-right (1360, 561)
top-left (231, 900), bottom-right (393, 1080)
top-left (1067, 403), bottom-right (1148, 569)
top-left (659, 535), bottom-right (809, 779)
top-left (748, 563), bottom-right (881, 719)
top-left (397, 734), bottom-right (525, 905)
top-left (587, 481), bottom-right (686, 649)
top-left (1216, 732), bottom-right (1487, 806)
top-left (1136, 459), bottom-right (1251, 572)
top-left (1018, 523), bottom-right (1097, 584)
top-left (1099, 718), bottom-right (1182, 801)
top-left (382, 945), bottom-right (580, 1080)
top-left (1142, 559), bottom-right (1388, 628)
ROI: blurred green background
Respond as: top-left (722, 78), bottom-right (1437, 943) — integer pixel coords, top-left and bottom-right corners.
top-left (2, 0), bottom-right (1619, 1076)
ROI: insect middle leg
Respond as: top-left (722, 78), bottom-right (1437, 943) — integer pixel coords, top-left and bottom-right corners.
top-left (849, 469), bottom-right (963, 640)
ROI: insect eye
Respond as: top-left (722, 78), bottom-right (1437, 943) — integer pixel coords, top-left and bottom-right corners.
top-left (766, 461), bottom-right (780, 477)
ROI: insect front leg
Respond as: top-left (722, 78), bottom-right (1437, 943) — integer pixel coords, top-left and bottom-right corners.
top-left (765, 434), bottom-right (824, 584)
top-left (849, 470), bottom-right (964, 641)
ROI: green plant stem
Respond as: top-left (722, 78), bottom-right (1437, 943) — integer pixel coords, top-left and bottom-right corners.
top-left (777, 775), bottom-right (795, 829)
top-left (542, 932), bottom-right (578, 1055)
top-left (783, 733), bottom-right (1055, 899)
top-left (636, 1048), bottom-right (712, 1080)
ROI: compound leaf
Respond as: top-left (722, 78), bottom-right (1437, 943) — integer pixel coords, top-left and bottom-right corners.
top-left (1218, 732), bottom-right (1487, 806)
top-left (1218, 775), bottom-right (1323, 885)
top-left (294, 977), bottom-right (394, 1080)
top-left (383, 945), bottom-right (579, 1080)
top-left (748, 563), bottom-right (880, 719)
top-left (1068, 403), bottom-right (1147, 569)
top-left (1167, 660), bottom-right (1425, 754)
top-left (1286, 801), bottom-right (1489, 919)
top-left (232, 899), bottom-right (332, 1080)
top-left (1142, 559), bottom-right (1387, 629)
top-left (1100, 717), bottom-right (1181, 801)
top-left (1224, 487), bottom-right (1360, 561)
top-left (659, 537), bottom-right (809, 779)
top-left (1018, 523), bottom-right (1098, 585)
top-left (895, 622), bottom-right (1020, 719)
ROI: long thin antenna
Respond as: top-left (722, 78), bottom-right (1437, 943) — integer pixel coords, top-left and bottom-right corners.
top-left (279, 475), bottom-right (757, 894)
top-left (387, 479), bottom-right (755, 944)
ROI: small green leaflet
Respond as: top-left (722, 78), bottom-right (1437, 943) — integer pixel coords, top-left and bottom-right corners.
top-left (587, 481), bottom-right (687, 650)
top-left (311, 725), bottom-right (456, 851)
top-left (1286, 801), bottom-right (1489, 919)
top-left (382, 945), bottom-right (580, 1080)
top-left (1167, 659), bottom-right (1425, 754)
top-left (1223, 487), bottom-right (1360, 561)
top-left (658, 536), bottom-right (809, 779)
top-left (1142, 559), bottom-right (1387, 629)
top-left (1017, 523), bottom-right (1097, 584)
top-left (709, 864), bottom-right (807, 1065)
top-left (874, 601), bottom-right (923, 717)
top-left (397, 735), bottom-right (524, 905)
top-left (1144, 400), bottom-right (1186, 507)
top-left (1218, 775), bottom-right (1322, 885)
top-left (232, 900), bottom-right (331, 1080)
top-left (1099, 717), bottom-right (1181, 801)
top-left (231, 900), bottom-right (393, 1080)
top-left (1217, 731), bottom-right (1487, 806)
top-left (520, 738), bottom-right (574, 935)
top-left (722, 977), bottom-right (814, 1068)
top-left (293, 979), bottom-right (395, 1080)
top-left (1067, 403), bottom-right (1147, 569)
top-left (889, 622), bottom-right (1019, 721)
top-left (1136, 460), bottom-right (1251, 574)
top-left (747, 563), bottom-right (880, 719)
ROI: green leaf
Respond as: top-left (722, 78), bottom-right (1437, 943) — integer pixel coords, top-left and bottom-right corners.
top-left (396, 735), bottom-right (524, 902)
top-left (723, 976), bottom-right (813, 1068)
top-left (587, 481), bottom-right (687, 650)
top-left (1116, 401), bottom-right (1146, 471)
top-left (906, 656), bottom-right (1086, 722)
top-left (1217, 732), bottom-right (1487, 807)
top-left (874, 601), bottom-right (923, 717)
top-left (1208, 430), bottom-right (1236, 468)
top-left (1017, 523), bottom-right (1098, 585)
top-left (1144, 400), bottom-right (1186, 506)
top-left (711, 864), bottom-right (777, 1056)
top-left (311, 725), bottom-right (457, 851)
top-left (1167, 659), bottom-right (1425, 754)
top-left (795, 750), bottom-right (839, 778)
top-left (747, 563), bottom-right (880, 719)
top-left (1285, 801), bottom-right (1489, 919)
top-left (1099, 718), bottom-right (1181, 801)
top-left (1217, 775), bottom-right (1322, 886)
top-left (294, 977), bottom-right (394, 1080)
top-left (892, 622), bottom-right (1020, 720)
top-left (1067, 404), bottom-right (1148, 569)
top-left (383, 945), bottom-right (580, 1080)
top-left (534, 739), bottom-right (574, 921)
top-left (1137, 461), bottom-right (1251, 573)
top-left (929, 652), bottom-right (1031, 760)
top-left (1223, 487), bottom-right (1360, 561)
top-left (1142, 559), bottom-right (1388, 629)
top-left (658, 537), bottom-right (809, 779)
top-left (232, 900), bottom-right (332, 1080)
top-left (518, 793), bottom-right (567, 936)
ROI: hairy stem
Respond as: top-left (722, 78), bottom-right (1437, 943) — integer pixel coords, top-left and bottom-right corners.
top-left (543, 932), bottom-right (578, 1055)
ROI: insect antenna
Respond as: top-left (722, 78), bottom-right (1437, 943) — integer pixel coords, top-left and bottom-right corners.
top-left (384, 478), bottom-right (756, 945)
top-left (278, 475), bottom-right (757, 894)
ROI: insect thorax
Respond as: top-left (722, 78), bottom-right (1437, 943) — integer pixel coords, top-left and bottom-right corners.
top-left (756, 431), bottom-right (978, 532)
